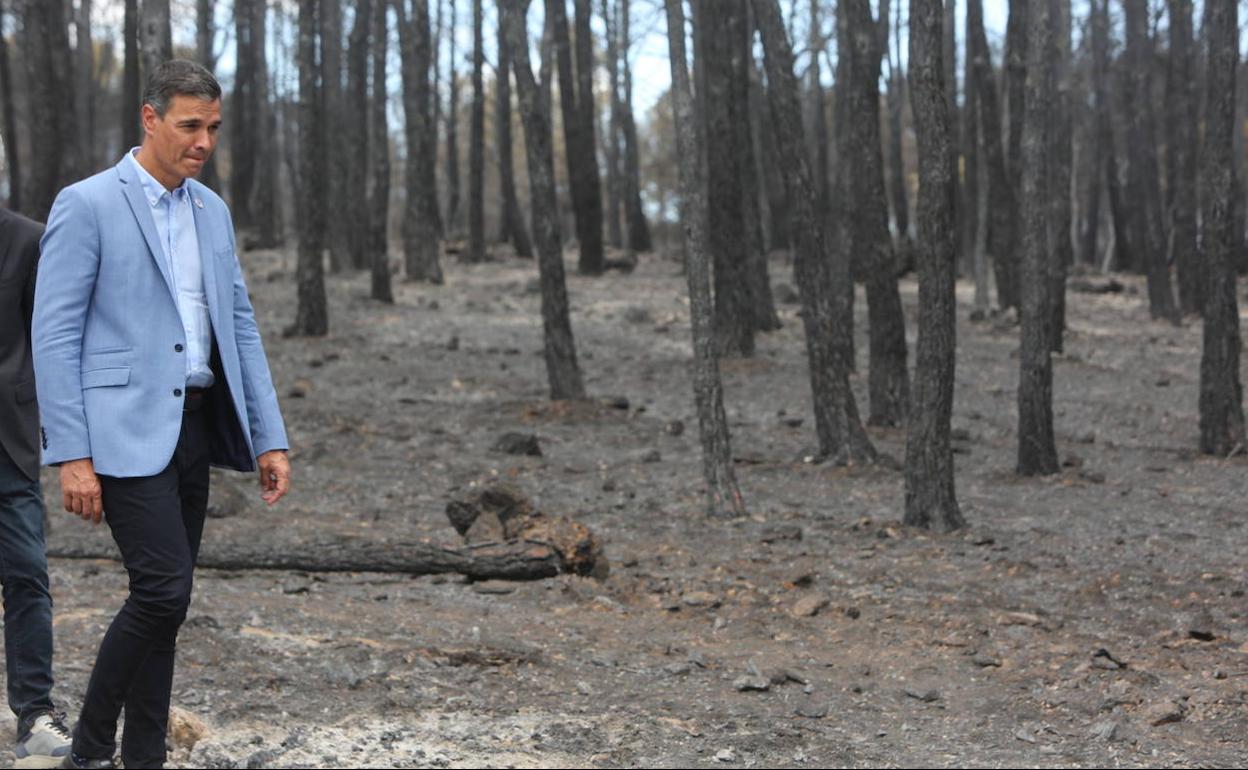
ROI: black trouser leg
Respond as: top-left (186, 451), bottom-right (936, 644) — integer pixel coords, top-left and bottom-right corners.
top-left (72, 409), bottom-right (208, 767)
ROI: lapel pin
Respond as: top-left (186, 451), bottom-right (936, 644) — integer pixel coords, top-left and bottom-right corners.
top-left (195, 198), bottom-right (204, 209)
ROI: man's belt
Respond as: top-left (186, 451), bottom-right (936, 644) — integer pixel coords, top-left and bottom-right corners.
top-left (184, 387), bottom-right (209, 412)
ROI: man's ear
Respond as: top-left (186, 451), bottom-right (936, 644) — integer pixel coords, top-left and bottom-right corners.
top-left (140, 103), bottom-right (159, 136)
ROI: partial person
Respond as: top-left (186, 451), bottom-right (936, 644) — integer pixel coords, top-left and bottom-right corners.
top-left (0, 151), bottom-right (72, 768)
top-left (32, 60), bottom-right (291, 770)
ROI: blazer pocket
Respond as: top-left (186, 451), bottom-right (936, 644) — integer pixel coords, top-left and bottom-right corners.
top-left (82, 367), bottom-right (131, 389)
top-left (15, 378), bottom-right (36, 404)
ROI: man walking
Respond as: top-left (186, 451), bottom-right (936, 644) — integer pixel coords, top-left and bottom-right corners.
top-left (0, 179), bottom-right (72, 767)
top-left (33, 60), bottom-right (291, 770)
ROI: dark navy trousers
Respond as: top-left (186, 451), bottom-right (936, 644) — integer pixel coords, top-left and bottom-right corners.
top-left (73, 407), bottom-right (208, 769)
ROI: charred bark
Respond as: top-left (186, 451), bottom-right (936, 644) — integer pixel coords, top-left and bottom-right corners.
top-left (662, 0), bottom-right (747, 518)
top-left (906, 0), bottom-right (964, 531)
top-left (753, 0), bottom-right (876, 465)
top-left (293, 0), bottom-right (329, 337)
top-left (502, 0), bottom-right (587, 401)
top-left (396, 0), bottom-right (444, 284)
top-left (1198, 0), bottom-right (1244, 456)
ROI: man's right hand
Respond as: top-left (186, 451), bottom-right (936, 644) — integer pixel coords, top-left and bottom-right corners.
top-left (60, 458), bottom-right (103, 524)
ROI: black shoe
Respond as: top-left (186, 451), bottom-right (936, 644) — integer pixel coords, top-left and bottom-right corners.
top-left (57, 753), bottom-right (116, 769)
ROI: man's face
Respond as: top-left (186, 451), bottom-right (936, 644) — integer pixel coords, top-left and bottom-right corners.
top-left (141, 95), bottom-right (221, 185)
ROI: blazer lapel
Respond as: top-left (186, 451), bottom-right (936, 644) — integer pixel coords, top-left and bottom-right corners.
top-left (188, 182), bottom-right (226, 335)
top-left (116, 157), bottom-right (178, 303)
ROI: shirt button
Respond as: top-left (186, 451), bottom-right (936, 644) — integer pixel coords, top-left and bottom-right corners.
top-left (175, 344), bottom-right (184, 352)
top-left (174, 388), bottom-right (183, 397)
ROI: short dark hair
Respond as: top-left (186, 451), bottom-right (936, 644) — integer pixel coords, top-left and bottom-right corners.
top-left (142, 59), bottom-right (222, 117)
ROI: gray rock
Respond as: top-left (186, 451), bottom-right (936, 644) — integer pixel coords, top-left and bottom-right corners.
top-left (493, 432), bottom-right (542, 456)
top-left (794, 700), bottom-right (828, 719)
top-left (733, 676), bottom-right (770, 692)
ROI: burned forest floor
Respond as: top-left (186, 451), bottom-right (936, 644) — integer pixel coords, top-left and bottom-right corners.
top-left (15, 244), bottom-right (1248, 768)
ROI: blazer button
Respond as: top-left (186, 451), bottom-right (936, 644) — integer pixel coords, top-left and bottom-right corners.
top-left (174, 388), bottom-right (183, 397)
top-left (175, 344), bottom-right (184, 353)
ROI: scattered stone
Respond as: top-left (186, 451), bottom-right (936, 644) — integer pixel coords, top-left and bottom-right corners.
top-left (492, 432), bottom-right (542, 456)
top-left (471, 580), bottom-right (516, 595)
top-left (600, 395), bottom-right (630, 410)
top-left (903, 688), bottom-right (940, 703)
top-left (446, 335), bottom-right (460, 351)
top-left (1092, 648), bottom-right (1127, 670)
top-left (774, 284), bottom-right (800, 304)
top-left (664, 662), bottom-right (693, 676)
top-left (1187, 609), bottom-right (1217, 641)
top-left (168, 706), bottom-right (209, 751)
top-left (972, 655), bottom-right (1003, 668)
top-left (1070, 277), bottom-right (1125, 294)
top-left (715, 748), bottom-right (737, 763)
top-left (682, 591), bottom-right (720, 608)
top-left (1013, 728), bottom-right (1037, 744)
top-left (624, 306), bottom-right (653, 324)
top-left (602, 479), bottom-right (618, 492)
top-left (664, 420), bottom-right (685, 436)
top-left (782, 417), bottom-right (804, 428)
top-left (950, 427), bottom-right (972, 442)
top-left (844, 606), bottom-right (861, 620)
top-left (288, 379), bottom-right (311, 398)
top-left (1145, 700), bottom-right (1188, 727)
top-left (733, 676), bottom-right (770, 692)
top-left (794, 700), bottom-right (829, 719)
top-left (245, 749), bottom-right (284, 769)
top-left (1155, 377), bottom-right (1170, 387)
top-left (688, 651), bottom-right (708, 668)
top-left (792, 595), bottom-right (830, 618)
top-left (1088, 719), bottom-right (1121, 742)
top-left (760, 524), bottom-right (803, 543)
top-left (641, 449), bottom-right (663, 464)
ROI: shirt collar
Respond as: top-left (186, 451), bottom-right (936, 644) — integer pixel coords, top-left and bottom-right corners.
top-left (127, 148), bottom-right (190, 207)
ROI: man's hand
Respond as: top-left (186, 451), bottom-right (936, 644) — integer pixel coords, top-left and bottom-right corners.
top-left (60, 458), bottom-right (103, 524)
top-left (257, 450), bottom-right (290, 506)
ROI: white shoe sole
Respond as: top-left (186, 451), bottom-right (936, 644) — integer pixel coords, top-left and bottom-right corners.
top-left (13, 753), bottom-right (69, 769)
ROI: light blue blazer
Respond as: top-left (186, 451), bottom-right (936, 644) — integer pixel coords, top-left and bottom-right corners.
top-left (32, 155), bottom-right (288, 478)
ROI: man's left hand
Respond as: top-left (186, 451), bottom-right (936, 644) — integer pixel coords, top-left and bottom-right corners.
top-left (257, 450), bottom-right (291, 506)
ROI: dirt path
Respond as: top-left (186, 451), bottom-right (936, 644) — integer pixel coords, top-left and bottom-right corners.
top-left (15, 248), bottom-right (1248, 768)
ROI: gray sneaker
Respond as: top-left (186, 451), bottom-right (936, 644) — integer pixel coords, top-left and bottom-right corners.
top-left (14, 712), bottom-right (72, 769)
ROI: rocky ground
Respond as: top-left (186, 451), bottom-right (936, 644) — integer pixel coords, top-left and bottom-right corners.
top-left (9, 244), bottom-right (1248, 768)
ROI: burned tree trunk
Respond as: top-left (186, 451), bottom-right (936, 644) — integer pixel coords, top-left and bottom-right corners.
top-left (445, 0), bottom-right (461, 236)
top-left (753, 0), bottom-right (876, 465)
top-left (1121, 0), bottom-right (1178, 322)
top-left (1168, 0), bottom-right (1201, 316)
top-left (1048, 0), bottom-right (1071, 353)
top-left (396, 0), bottom-right (444, 283)
top-left (698, 0), bottom-right (755, 358)
top-left (321, 0), bottom-right (350, 271)
top-left (619, 0), bottom-right (651, 253)
top-left (370, 0), bottom-right (393, 302)
top-left (195, 0), bottom-right (220, 190)
top-left (0, 0), bottom-right (21, 211)
top-left (139, 0), bottom-right (172, 79)
top-left (573, 0), bottom-right (604, 271)
top-left (602, 0), bottom-right (623, 250)
top-left (549, 0), bottom-right (605, 275)
top-left (906, 0), bottom-right (964, 531)
top-left (467, 0), bottom-right (486, 263)
top-left (346, 0), bottom-right (373, 270)
top-left (501, 0), bottom-right (587, 401)
top-left (662, 0), bottom-right (747, 518)
top-left (122, 0), bottom-right (140, 151)
top-left (1017, 0), bottom-right (1058, 476)
top-left (1198, 0), bottom-right (1244, 456)
top-left (495, 15), bottom-right (532, 257)
top-left (844, 0), bottom-right (909, 427)
top-left (968, 0), bottom-right (1019, 310)
top-left (22, 0), bottom-right (80, 221)
top-left (885, 18), bottom-right (911, 254)
top-left (293, 0), bottom-right (329, 337)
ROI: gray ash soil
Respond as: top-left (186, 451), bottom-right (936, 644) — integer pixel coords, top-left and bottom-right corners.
top-left (12, 246), bottom-right (1248, 768)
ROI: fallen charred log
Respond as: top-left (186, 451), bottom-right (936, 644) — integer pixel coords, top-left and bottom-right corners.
top-left (48, 485), bottom-right (606, 581)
